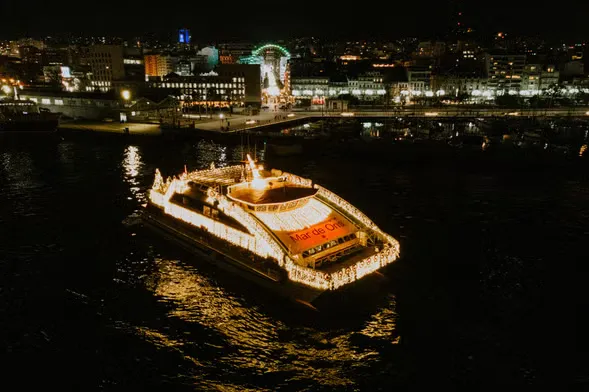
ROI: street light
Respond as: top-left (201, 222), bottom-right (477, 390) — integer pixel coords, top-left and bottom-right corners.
top-left (121, 89), bottom-right (131, 101)
top-left (1, 85), bottom-right (11, 95)
top-left (219, 113), bottom-right (224, 127)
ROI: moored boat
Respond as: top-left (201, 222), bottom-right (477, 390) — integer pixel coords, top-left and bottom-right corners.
top-left (0, 99), bottom-right (60, 133)
top-left (142, 156), bottom-right (400, 304)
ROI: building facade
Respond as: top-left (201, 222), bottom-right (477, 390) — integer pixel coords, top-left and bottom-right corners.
top-left (485, 52), bottom-right (526, 94)
top-left (20, 89), bottom-right (120, 120)
top-left (218, 43), bottom-right (255, 65)
top-left (521, 64), bottom-right (559, 93)
top-left (196, 47), bottom-right (219, 71)
top-left (291, 77), bottom-right (329, 99)
top-left (291, 74), bottom-right (387, 100)
top-left (88, 45), bottom-right (125, 92)
top-left (145, 64), bottom-right (261, 107)
top-left (407, 65), bottom-right (433, 90)
top-left (144, 54), bottom-right (174, 78)
top-left (390, 81), bottom-right (426, 97)
top-left (348, 72), bottom-right (387, 100)
top-left (178, 29), bottom-right (191, 45)
top-left (431, 75), bottom-right (488, 96)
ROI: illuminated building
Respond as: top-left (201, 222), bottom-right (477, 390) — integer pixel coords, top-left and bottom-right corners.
top-left (290, 76), bottom-right (328, 100)
top-left (145, 156), bottom-right (400, 299)
top-left (18, 89), bottom-right (120, 120)
top-left (339, 55), bottom-right (362, 63)
top-left (521, 64), bottom-right (559, 92)
top-left (196, 47), bottom-right (219, 71)
top-left (218, 42), bottom-right (254, 64)
top-left (389, 81), bottom-right (426, 97)
top-left (174, 60), bottom-right (192, 76)
top-left (430, 75), bottom-right (487, 97)
top-left (485, 52), bottom-right (526, 94)
top-left (291, 74), bottom-right (388, 101)
top-left (88, 45), bottom-right (125, 92)
top-left (144, 54), bottom-right (174, 78)
top-left (415, 41), bottom-right (446, 58)
top-left (219, 55), bottom-right (235, 65)
top-left (178, 28), bottom-right (191, 45)
top-left (407, 65), bottom-right (433, 90)
top-left (146, 64), bottom-right (261, 107)
top-left (239, 44), bottom-right (291, 103)
top-left (348, 72), bottom-right (387, 100)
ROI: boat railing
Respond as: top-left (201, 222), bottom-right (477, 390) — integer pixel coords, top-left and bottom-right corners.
top-left (215, 193), bottom-right (286, 264)
top-left (185, 164), bottom-right (243, 184)
top-left (247, 212), bottom-right (292, 255)
top-left (281, 172), bottom-right (313, 188)
top-left (314, 185), bottom-right (399, 247)
top-left (149, 172), bottom-right (401, 292)
top-left (283, 243), bottom-right (400, 291)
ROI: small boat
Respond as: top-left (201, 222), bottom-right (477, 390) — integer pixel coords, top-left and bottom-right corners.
top-left (142, 155), bottom-right (400, 304)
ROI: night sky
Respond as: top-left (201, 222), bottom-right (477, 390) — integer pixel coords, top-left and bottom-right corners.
top-left (1, 0), bottom-right (588, 41)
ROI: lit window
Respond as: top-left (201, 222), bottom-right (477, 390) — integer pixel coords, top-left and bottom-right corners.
top-left (41, 98), bottom-right (51, 105)
top-left (54, 99), bottom-right (64, 105)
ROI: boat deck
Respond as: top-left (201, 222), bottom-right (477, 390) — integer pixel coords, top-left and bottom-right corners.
top-left (318, 246), bottom-right (380, 274)
top-left (229, 185), bottom-right (316, 204)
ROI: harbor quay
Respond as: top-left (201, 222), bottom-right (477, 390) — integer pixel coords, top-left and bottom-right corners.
top-left (57, 106), bottom-right (589, 138)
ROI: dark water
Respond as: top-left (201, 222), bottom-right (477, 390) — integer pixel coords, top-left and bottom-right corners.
top-left (1, 134), bottom-right (587, 390)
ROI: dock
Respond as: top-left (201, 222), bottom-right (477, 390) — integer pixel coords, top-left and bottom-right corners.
top-left (59, 121), bottom-right (162, 136)
top-left (57, 106), bottom-right (589, 139)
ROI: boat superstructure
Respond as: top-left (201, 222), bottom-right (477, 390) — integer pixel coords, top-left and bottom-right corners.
top-left (145, 155), bottom-right (400, 298)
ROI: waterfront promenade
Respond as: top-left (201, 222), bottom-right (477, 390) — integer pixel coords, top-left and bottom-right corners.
top-left (191, 106), bottom-right (589, 133)
top-left (58, 106), bottom-right (589, 137)
top-left (60, 121), bottom-right (162, 135)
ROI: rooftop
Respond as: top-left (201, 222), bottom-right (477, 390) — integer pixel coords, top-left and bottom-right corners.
top-left (229, 183), bottom-right (316, 205)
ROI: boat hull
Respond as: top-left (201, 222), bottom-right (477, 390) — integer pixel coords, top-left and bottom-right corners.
top-left (141, 206), bottom-right (327, 304)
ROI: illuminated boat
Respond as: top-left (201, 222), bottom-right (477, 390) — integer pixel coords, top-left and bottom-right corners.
top-left (143, 155), bottom-right (400, 303)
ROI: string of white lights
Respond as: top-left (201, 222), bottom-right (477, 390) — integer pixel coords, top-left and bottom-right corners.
top-left (282, 172), bottom-right (313, 188)
top-left (315, 185), bottom-right (378, 231)
top-left (254, 198), bottom-right (332, 232)
top-left (148, 169), bottom-right (401, 292)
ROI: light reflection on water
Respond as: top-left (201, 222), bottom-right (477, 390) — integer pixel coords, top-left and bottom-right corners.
top-left (195, 140), bottom-right (229, 169)
top-left (104, 138), bottom-right (589, 388)
top-left (0, 151), bottom-right (49, 217)
top-left (114, 141), bottom-right (401, 388)
top-left (4, 133), bottom-right (585, 389)
top-left (122, 145), bottom-right (145, 203)
top-left (117, 258), bottom-right (399, 389)
top-left (185, 141), bottom-right (264, 172)
top-left (1, 151), bottom-right (37, 190)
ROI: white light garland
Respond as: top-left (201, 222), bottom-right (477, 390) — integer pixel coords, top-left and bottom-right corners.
top-left (254, 198), bottom-right (332, 232)
top-left (315, 185), bottom-right (378, 231)
top-left (147, 168), bottom-right (401, 292)
top-left (282, 172), bottom-right (313, 188)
